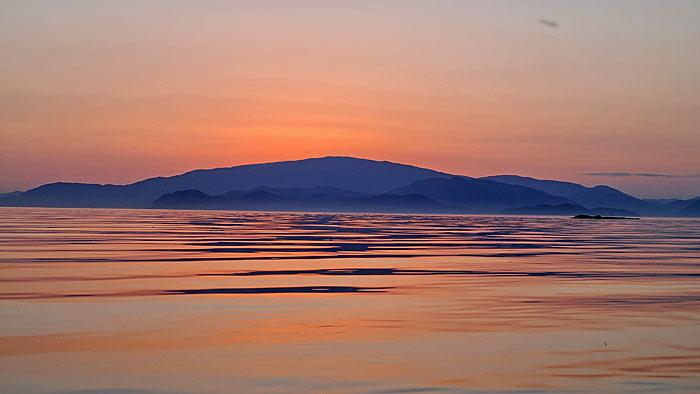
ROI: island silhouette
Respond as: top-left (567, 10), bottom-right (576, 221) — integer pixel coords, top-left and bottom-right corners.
top-left (1, 156), bottom-right (698, 216)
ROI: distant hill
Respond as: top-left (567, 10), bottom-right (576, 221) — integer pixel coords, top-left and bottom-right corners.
top-left (481, 175), bottom-right (588, 197)
top-left (665, 197), bottom-right (700, 216)
top-left (502, 203), bottom-right (638, 217)
top-left (481, 175), bottom-right (662, 215)
top-left (389, 176), bottom-right (571, 212)
top-left (643, 198), bottom-right (682, 205)
top-left (0, 156), bottom-right (450, 208)
top-left (1, 183), bottom-right (135, 208)
top-left (0, 191), bottom-right (22, 199)
top-left (565, 185), bottom-right (655, 214)
top-left (153, 188), bottom-right (454, 214)
top-left (249, 186), bottom-right (368, 199)
top-left (151, 189), bottom-right (212, 209)
top-left (2, 156), bottom-right (697, 216)
top-left (679, 198), bottom-right (700, 217)
top-left (131, 156), bottom-right (451, 195)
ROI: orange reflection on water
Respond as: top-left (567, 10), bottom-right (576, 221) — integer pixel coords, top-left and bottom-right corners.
top-left (0, 207), bottom-right (699, 393)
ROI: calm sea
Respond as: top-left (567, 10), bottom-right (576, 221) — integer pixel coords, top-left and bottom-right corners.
top-left (1, 207), bottom-right (699, 393)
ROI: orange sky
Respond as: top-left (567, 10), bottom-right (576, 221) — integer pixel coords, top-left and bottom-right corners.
top-left (1, 1), bottom-right (699, 198)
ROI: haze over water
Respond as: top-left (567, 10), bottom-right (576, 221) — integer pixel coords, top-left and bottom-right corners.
top-left (0, 207), bottom-right (699, 393)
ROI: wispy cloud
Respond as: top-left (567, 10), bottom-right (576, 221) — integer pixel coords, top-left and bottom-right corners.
top-left (582, 172), bottom-right (700, 178)
top-left (539, 19), bottom-right (559, 28)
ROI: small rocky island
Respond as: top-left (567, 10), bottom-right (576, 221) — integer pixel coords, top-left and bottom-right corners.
top-left (573, 214), bottom-right (639, 220)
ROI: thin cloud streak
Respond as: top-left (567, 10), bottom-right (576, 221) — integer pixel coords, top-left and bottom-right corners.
top-left (582, 172), bottom-right (700, 178)
top-left (539, 19), bottom-right (559, 28)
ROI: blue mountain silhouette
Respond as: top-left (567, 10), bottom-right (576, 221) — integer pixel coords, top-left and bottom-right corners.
top-left (389, 176), bottom-right (571, 211)
top-left (0, 156), bottom-right (694, 216)
top-left (481, 175), bottom-right (659, 215)
top-left (0, 157), bottom-right (449, 208)
top-left (680, 198), bottom-right (700, 217)
top-left (480, 175), bottom-right (588, 196)
top-left (152, 188), bottom-right (453, 214)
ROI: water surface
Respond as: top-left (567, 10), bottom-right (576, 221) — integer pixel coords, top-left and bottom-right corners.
top-left (1, 207), bottom-right (699, 393)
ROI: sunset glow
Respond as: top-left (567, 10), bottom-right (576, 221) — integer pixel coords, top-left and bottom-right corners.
top-left (1, 1), bottom-right (699, 197)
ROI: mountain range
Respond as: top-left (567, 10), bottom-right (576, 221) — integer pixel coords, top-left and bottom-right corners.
top-left (1, 156), bottom-right (698, 217)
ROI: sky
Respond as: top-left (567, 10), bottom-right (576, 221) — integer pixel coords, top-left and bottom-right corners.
top-left (1, 0), bottom-right (699, 198)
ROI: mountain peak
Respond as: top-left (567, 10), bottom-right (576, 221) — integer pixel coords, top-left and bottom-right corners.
top-left (480, 174), bottom-right (589, 197)
top-left (591, 185), bottom-right (619, 192)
